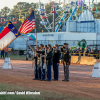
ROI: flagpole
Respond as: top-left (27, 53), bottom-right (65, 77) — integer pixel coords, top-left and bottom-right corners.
top-left (34, 9), bottom-right (37, 46)
top-left (21, 35), bottom-right (34, 52)
top-left (18, 9), bottom-right (34, 51)
top-left (35, 28), bottom-right (37, 46)
top-left (96, 0), bottom-right (97, 18)
top-left (18, 8), bottom-right (36, 51)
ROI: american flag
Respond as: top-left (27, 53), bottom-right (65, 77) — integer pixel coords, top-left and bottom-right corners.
top-left (19, 10), bottom-right (36, 34)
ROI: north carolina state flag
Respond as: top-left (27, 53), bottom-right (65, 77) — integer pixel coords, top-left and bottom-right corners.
top-left (0, 21), bottom-right (21, 50)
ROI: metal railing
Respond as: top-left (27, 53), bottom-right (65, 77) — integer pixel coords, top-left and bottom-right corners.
top-left (33, 40), bottom-right (98, 46)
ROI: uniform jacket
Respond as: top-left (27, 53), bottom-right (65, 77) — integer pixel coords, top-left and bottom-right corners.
top-left (33, 51), bottom-right (40, 66)
top-left (34, 56), bottom-right (37, 66)
top-left (36, 49), bottom-right (45, 62)
top-left (46, 49), bottom-right (52, 65)
top-left (53, 49), bottom-right (61, 63)
top-left (61, 48), bottom-right (71, 64)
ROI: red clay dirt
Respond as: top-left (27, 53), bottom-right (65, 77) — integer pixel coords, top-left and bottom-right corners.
top-left (0, 60), bottom-right (100, 99)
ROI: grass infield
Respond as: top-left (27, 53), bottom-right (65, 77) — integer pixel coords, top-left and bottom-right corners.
top-left (0, 83), bottom-right (93, 100)
top-left (8, 54), bottom-right (25, 60)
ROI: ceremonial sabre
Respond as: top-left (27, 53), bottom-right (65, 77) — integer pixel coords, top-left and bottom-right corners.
top-left (43, 48), bottom-right (47, 69)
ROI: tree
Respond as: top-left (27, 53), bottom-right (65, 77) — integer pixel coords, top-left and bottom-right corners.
top-left (0, 2), bottom-right (61, 32)
top-left (1, 6), bottom-right (10, 16)
top-left (11, 2), bottom-right (35, 30)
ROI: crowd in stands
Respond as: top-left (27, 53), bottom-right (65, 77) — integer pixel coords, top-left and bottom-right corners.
top-left (69, 47), bottom-right (99, 59)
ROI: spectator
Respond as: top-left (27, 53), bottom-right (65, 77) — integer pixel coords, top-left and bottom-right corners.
top-left (1, 49), bottom-right (4, 58)
top-left (75, 47), bottom-right (80, 56)
top-left (79, 47), bottom-right (83, 56)
top-left (87, 47), bottom-right (91, 53)
top-left (89, 49), bottom-right (94, 57)
top-left (83, 47), bottom-right (89, 56)
top-left (4, 47), bottom-right (8, 57)
top-left (99, 50), bottom-right (100, 59)
top-left (94, 47), bottom-right (99, 59)
top-left (70, 47), bottom-right (73, 55)
top-left (11, 48), bottom-right (14, 54)
top-left (94, 47), bottom-right (98, 53)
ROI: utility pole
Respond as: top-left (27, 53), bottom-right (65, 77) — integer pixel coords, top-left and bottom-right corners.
top-left (64, 0), bottom-right (65, 6)
top-left (39, 0), bottom-right (40, 8)
top-left (53, 7), bottom-right (55, 32)
top-left (89, 0), bottom-right (90, 8)
top-left (59, 0), bottom-right (60, 4)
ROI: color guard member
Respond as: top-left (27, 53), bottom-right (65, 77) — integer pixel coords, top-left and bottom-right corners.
top-left (52, 44), bottom-right (61, 81)
top-left (61, 43), bottom-right (71, 82)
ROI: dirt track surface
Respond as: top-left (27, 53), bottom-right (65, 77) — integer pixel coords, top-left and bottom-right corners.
top-left (0, 60), bottom-right (100, 99)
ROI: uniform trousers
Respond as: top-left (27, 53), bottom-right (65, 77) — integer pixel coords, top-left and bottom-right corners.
top-left (35, 65), bottom-right (38, 79)
top-left (38, 61), bottom-right (45, 80)
top-left (47, 65), bottom-right (51, 81)
top-left (38, 67), bottom-right (41, 80)
top-left (53, 63), bottom-right (59, 80)
top-left (63, 62), bottom-right (69, 80)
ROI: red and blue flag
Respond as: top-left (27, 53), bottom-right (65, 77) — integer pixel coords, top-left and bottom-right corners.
top-left (0, 21), bottom-right (21, 50)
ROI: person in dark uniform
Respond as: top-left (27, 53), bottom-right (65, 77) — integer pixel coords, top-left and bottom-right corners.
top-left (52, 44), bottom-right (61, 81)
top-left (36, 44), bottom-right (45, 81)
top-left (44, 45), bottom-right (47, 50)
top-left (51, 45), bottom-right (54, 53)
top-left (44, 45), bottom-right (48, 79)
top-left (61, 43), bottom-right (71, 82)
top-left (33, 46), bottom-right (39, 80)
top-left (37, 48), bottom-right (41, 80)
top-left (45, 44), bottom-right (52, 81)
